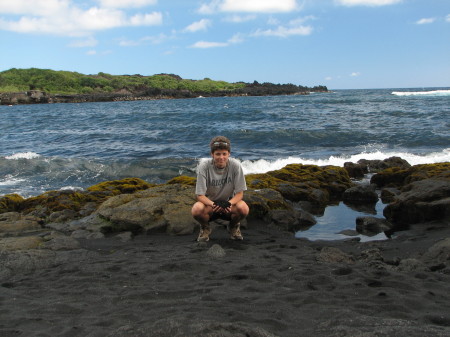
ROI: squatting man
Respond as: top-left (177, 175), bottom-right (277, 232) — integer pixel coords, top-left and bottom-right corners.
top-left (191, 136), bottom-right (249, 241)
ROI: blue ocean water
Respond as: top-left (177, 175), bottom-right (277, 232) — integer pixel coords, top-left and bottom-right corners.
top-left (1, 88), bottom-right (449, 239)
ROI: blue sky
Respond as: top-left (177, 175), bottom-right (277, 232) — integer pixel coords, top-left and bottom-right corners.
top-left (0, 0), bottom-right (449, 89)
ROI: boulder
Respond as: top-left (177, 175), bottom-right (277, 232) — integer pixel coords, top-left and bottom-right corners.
top-left (383, 178), bottom-right (450, 225)
top-left (96, 184), bottom-right (198, 235)
top-left (246, 164), bottom-right (353, 205)
top-left (344, 162), bottom-right (367, 179)
top-left (266, 208), bottom-right (316, 232)
top-left (355, 216), bottom-right (393, 236)
top-left (342, 184), bottom-right (378, 204)
top-left (371, 162), bottom-right (450, 188)
top-left (358, 156), bottom-right (411, 173)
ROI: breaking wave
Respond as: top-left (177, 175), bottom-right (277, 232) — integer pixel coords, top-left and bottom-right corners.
top-left (391, 89), bottom-right (450, 97)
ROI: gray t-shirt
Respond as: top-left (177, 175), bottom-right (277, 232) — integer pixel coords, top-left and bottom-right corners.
top-left (195, 157), bottom-right (247, 201)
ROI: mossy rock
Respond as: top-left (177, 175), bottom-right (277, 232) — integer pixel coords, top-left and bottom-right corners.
top-left (246, 164), bottom-right (352, 204)
top-left (16, 178), bottom-right (154, 219)
top-left (371, 162), bottom-right (450, 188)
top-left (0, 194), bottom-right (24, 213)
top-left (167, 175), bottom-right (196, 186)
top-left (87, 177), bottom-right (155, 195)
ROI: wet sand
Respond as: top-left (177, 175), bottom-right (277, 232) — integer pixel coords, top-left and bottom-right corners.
top-left (1, 220), bottom-right (450, 337)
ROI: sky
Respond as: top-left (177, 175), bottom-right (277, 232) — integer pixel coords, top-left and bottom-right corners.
top-left (0, 0), bottom-right (449, 89)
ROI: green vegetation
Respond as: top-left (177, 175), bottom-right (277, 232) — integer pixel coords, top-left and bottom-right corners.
top-left (0, 68), bottom-right (246, 95)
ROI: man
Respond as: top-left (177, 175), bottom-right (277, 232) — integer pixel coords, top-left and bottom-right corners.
top-left (192, 136), bottom-right (249, 242)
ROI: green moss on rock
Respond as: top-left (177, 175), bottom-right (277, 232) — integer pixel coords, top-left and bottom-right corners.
top-left (246, 164), bottom-right (352, 204)
top-left (371, 162), bottom-right (450, 188)
top-left (166, 175), bottom-right (196, 186)
top-left (87, 177), bottom-right (155, 195)
top-left (0, 194), bottom-right (24, 213)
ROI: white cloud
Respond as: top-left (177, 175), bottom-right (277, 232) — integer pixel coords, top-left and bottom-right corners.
top-left (191, 41), bottom-right (228, 48)
top-left (325, 77), bottom-right (333, 81)
top-left (446, 14), bottom-right (450, 22)
top-left (97, 0), bottom-right (157, 8)
top-left (87, 50), bottom-right (97, 55)
top-left (68, 36), bottom-right (98, 47)
top-left (129, 12), bottom-right (162, 26)
top-left (415, 17), bottom-right (436, 25)
top-left (119, 33), bottom-right (170, 46)
top-left (0, 0), bottom-right (162, 36)
top-left (350, 72), bottom-right (361, 77)
top-left (183, 19), bottom-right (212, 33)
top-left (252, 24), bottom-right (312, 37)
top-left (223, 14), bottom-right (257, 23)
top-left (199, 0), bottom-right (298, 14)
top-left (336, 0), bottom-right (402, 6)
top-left (190, 33), bottom-right (244, 48)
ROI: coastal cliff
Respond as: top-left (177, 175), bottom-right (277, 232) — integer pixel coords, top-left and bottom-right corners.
top-left (0, 68), bottom-right (328, 105)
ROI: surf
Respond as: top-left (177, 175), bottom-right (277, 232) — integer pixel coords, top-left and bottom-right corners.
top-left (391, 89), bottom-right (450, 97)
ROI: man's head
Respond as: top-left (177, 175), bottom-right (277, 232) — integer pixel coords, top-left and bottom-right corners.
top-left (210, 136), bottom-right (231, 169)
top-left (210, 136), bottom-right (231, 153)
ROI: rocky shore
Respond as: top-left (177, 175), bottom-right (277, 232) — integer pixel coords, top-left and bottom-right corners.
top-left (0, 86), bottom-right (328, 105)
top-left (1, 159), bottom-right (449, 336)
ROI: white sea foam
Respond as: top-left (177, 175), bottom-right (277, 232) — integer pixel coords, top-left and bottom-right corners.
top-left (240, 148), bottom-right (450, 174)
top-left (0, 175), bottom-right (25, 186)
top-left (60, 186), bottom-right (84, 192)
top-left (391, 89), bottom-right (450, 97)
top-left (5, 152), bottom-right (41, 160)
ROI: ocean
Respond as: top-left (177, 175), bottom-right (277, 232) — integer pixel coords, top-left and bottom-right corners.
top-left (1, 88), bottom-right (449, 239)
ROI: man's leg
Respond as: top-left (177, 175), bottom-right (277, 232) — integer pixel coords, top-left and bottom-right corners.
top-left (192, 201), bottom-right (213, 242)
top-left (229, 200), bottom-right (249, 240)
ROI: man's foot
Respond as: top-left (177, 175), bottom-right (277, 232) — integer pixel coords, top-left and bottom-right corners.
top-left (197, 225), bottom-right (211, 242)
top-left (229, 223), bottom-right (243, 240)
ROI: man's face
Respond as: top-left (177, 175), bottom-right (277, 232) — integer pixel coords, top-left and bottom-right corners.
top-left (211, 149), bottom-right (230, 169)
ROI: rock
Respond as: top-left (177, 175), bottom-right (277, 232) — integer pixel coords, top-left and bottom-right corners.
top-left (358, 156), bottom-right (411, 173)
top-left (317, 247), bottom-right (355, 264)
top-left (206, 244), bottom-right (226, 259)
top-left (0, 236), bottom-right (44, 251)
top-left (267, 208), bottom-right (316, 232)
top-left (383, 178), bottom-right (450, 225)
top-left (96, 184), bottom-right (197, 235)
top-left (246, 164), bottom-right (353, 205)
top-left (371, 162), bottom-right (450, 188)
top-left (0, 250), bottom-right (56, 281)
top-left (342, 184), bottom-right (378, 204)
top-left (380, 187), bottom-right (401, 203)
top-left (43, 234), bottom-right (80, 250)
top-left (355, 216), bottom-right (393, 236)
top-left (0, 212), bottom-right (42, 233)
top-left (115, 231), bottom-right (133, 242)
top-left (70, 230), bottom-right (105, 240)
top-left (344, 162), bottom-right (367, 179)
top-left (397, 258), bottom-right (427, 272)
top-left (0, 194), bottom-right (24, 213)
top-left (48, 209), bottom-right (79, 223)
top-left (421, 238), bottom-right (450, 264)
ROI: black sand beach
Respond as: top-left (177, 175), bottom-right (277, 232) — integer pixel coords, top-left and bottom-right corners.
top-left (1, 219), bottom-right (450, 337)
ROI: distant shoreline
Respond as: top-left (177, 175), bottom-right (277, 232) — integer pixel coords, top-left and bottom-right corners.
top-left (0, 88), bottom-right (329, 106)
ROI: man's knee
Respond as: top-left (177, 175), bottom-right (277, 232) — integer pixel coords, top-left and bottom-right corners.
top-left (235, 200), bottom-right (249, 217)
top-left (191, 202), bottom-right (204, 217)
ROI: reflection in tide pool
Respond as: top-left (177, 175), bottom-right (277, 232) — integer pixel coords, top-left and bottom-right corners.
top-left (295, 200), bottom-right (388, 242)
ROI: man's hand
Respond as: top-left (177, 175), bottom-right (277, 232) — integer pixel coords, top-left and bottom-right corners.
top-left (213, 200), bottom-right (231, 214)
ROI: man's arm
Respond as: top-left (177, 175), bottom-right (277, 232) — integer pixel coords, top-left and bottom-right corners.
top-left (197, 194), bottom-right (214, 207)
top-left (229, 191), bottom-right (244, 207)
